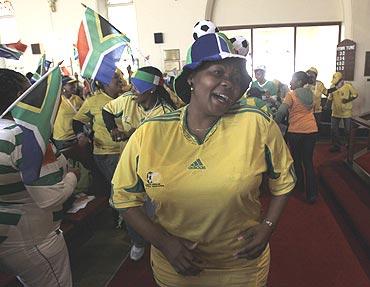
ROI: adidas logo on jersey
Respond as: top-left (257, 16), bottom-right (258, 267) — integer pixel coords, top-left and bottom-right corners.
top-left (188, 159), bottom-right (206, 170)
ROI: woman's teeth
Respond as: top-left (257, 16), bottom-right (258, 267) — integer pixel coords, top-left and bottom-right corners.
top-left (214, 93), bottom-right (229, 103)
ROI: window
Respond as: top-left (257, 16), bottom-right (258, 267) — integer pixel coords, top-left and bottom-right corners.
top-left (220, 23), bottom-right (340, 86)
top-left (107, 0), bottom-right (139, 73)
top-left (296, 25), bottom-right (339, 87)
top-left (0, 1), bottom-right (22, 72)
top-left (107, 0), bottom-right (133, 4)
top-left (0, 16), bottom-right (18, 43)
top-left (253, 27), bottom-right (294, 84)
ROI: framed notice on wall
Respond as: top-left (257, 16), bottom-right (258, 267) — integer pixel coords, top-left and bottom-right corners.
top-left (364, 52), bottom-right (370, 77)
top-left (336, 39), bottom-right (356, 81)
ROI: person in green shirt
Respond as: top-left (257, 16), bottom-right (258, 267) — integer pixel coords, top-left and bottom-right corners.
top-left (250, 65), bottom-right (279, 114)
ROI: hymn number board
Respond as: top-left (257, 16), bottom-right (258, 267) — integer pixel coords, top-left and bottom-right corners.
top-left (336, 39), bottom-right (356, 81)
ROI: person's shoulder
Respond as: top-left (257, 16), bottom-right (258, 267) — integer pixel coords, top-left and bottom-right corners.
top-left (122, 91), bottom-right (134, 97)
top-left (113, 92), bottom-right (135, 104)
top-left (226, 98), bottom-right (272, 122)
top-left (142, 109), bottom-right (182, 125)
top-left (343, 82), bottom-right (354, 88)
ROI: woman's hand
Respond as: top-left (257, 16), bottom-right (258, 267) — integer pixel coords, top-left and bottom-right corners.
top-left (110, 128), bottom-right (125, 142)
top-left (235, 223), bottom-right (273, 260)
top-left (68, 167), bottom-right (81, 181)
top-left (160, 235), bottom-right (203, 277)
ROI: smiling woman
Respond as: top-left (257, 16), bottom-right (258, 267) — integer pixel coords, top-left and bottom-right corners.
top-left (111, 32), bottom-right (296, 287)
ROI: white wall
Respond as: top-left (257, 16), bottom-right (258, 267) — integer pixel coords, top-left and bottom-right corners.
top-left (346, 0), bottom-right (370, 115)
top-left (11, 0), bottom-right (99, 73)
top-left (134, 0), bottom-right (208, 69)
top-left (212, 0), bottom-right (342, 26)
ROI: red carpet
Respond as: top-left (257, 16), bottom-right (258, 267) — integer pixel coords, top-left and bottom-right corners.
top-left (107, 143), bottom-right (370, 287)
top-left (355, 151), bottom-right (370, 174)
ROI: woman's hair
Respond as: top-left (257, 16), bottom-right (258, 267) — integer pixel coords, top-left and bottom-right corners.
top-left (0, 68), bottom-right (30, 114)
top-left (293, 71), bottom-right (309, 87)
top-left (139, 66), bottom-right (177, 110)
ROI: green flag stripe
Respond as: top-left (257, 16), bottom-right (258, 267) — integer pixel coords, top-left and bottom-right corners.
top-left (0, 181), bottom-right (25, 195)
top-left (11, 68), bottom-right (61, 144)
top-left (0, 211), bottom-right (21, 225)
top-left (133, 70), bottom-right (158, 84)
top-left (82, 9), bottom-right (128, 78)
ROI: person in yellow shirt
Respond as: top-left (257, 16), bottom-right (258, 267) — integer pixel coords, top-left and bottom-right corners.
top-left (73, 70), bottom-right (123, 194)
top-left (103, 66), bottom-right (176, 260)
top-left (111, 33), bottom-right (295, 287)
top-left (325, 72), bottom-right (358, 152)
top-left (102, 66), bottom-right (176, 149)
top-left (53, 76), bottom-right (83, 151)
top-left (306, 67), bottom-right (335, 130)
top-left (116, 67), bottom-right (132, 93)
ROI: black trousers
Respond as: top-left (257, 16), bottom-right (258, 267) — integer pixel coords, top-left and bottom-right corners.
top-left (287, 132), bottom-right (318, 201)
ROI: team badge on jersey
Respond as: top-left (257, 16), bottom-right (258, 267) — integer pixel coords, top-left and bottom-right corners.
top-left (146, 171), bottom-right (164, 188)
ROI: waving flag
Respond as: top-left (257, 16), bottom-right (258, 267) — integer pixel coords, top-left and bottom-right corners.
top-left (31, 54), bottom-right (52, 83)
top-left (4, 67), bottom-right (62, 184)
top-left (0, 41), bottom-right (27, 60)
top-left (73, 44), bottom-right (79, 60)
top-left (77, 5), bottom-right (130, 85)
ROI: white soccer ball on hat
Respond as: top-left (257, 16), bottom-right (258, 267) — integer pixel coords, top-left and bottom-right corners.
top-left (229, 36), bottom-right (249, 56)
top-left (193, 20), bottom-right (219, 40)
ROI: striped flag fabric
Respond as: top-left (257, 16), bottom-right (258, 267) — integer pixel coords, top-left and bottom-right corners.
top-left (31, 54), bottom-right (52, 83)
top-left (8, 67), bottom-right (62, 184)
top-left (77, 6), bottom-right (130, 85)
top-left (73, 44), bottom-right (79, 60)
top-left (0, 41), bottom-right (27, 60)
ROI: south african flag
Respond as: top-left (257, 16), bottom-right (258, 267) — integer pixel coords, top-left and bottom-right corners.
top-left (77, 6), bottom-right (130, 85)
top-left (10, 67), bottom-right (62, 184)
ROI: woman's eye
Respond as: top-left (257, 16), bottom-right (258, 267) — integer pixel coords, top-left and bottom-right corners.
top-left (213, 69), bottom-right (223, 76)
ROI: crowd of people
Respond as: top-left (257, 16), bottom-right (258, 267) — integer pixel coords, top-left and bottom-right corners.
top-left (0, 25), bottom-right (359, 287)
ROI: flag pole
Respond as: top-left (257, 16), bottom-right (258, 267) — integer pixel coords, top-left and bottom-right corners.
top-left (0, 62), bottom-right (63, 119)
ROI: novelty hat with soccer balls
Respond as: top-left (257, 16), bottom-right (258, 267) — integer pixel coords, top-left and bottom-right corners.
top-left (174, 33), bottom-right (248, 104)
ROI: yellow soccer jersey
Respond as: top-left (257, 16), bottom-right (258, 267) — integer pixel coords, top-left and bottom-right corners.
top-left (103, 92), bottom-right (174, 134)
top-left (308, 81), bottom-right (327, 113)
top-left (244, 95), bottom-right (271, 114)
top-left (53, 95), bottom-right (83, 140)
top-left (73, 90), bottom-right (121, 155)
top-left (112, 102), bottom-right (295, 273)
top-left (328, 83), bottom-right (358, 118)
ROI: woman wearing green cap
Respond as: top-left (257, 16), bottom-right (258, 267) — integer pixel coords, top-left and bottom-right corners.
top-left (102, 66), bottom-right (176, 261)
top-left (102, 66), bottom-right (176, 149)
top-left (111, 33), bottom-right (295, 286)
